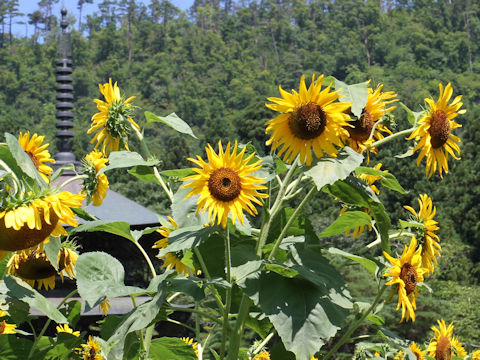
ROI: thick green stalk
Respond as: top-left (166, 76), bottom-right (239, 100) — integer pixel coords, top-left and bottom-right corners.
top-left (220, 228), bottom-right (232, 358)
top-left (59, 174), bottom-right (87, 189)
top-left (268, 186), bottom-right (316, 260)
top-left (323, 284), bottom-right (387, 360)
top-left (226, 295), bottom-right (252, 360)
top-left (366, 127), bottom-right (415, 150)
top-left (132, 240), bottom-right (157, 278)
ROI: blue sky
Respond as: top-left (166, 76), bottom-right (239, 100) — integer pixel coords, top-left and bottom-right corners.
top-left (14, 0), bottom-right (194, 37)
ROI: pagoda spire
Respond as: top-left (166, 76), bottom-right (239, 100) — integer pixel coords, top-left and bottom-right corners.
top-left (53, 8), bottom-right (79, 172)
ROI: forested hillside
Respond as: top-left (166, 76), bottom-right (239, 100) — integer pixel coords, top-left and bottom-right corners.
top-left (1, 0), bottom-right (480, 346)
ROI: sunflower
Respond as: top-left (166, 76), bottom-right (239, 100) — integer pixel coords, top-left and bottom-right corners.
top-left (82, 151), bottom-right (109, 206)
top-left (265, 74), bottom-right (351, 166)
top-left (99, 299), bottom-right (111, 316)
top-left (358, 163), bottom-right (386, 195)
top-left (394, 351), bottom-right (405, 360)
top-left (0, 311), bottom-right (16, 334)
top-left (18, 132), bottom-right (55, 183)
top-left (383, 236), bottom-right (427, 322)
top-left (426, 320), bottom-right (466, 360)
top-left (78, 336), bottom-right (104, 360)
top-left (87, 78), bottom-right (139, 155)
top-left (181, 337), bottom-right (199, 357)
top-left (252, 352), bottom-right (271, 360)
top-left (339, 206), bottom-right (372, 238)
top-left (407, 83), bottom-right (465, 178)
top-left (7, 244), bottom-right (78, 290)
top-left (56, 323), bottom-right (80, 337)
top-left (409, 342), bottom-right (426, 360)
top-left (182, 141), bottom-right (268, 228)
top-left (343, 84), bottom-right (397, 158)
top-left (0, 190), bottom-right (85, 251)
top-left (153, 217), bottom-right (191, 276)
top-left (404, 194), bottom-right (440, 276)
top-left (472, 350), bottom-right (480, 360)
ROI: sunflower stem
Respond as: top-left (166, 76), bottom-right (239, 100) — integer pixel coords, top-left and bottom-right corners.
top-left (132, 240), bottom-right (157, 278)
top-left (201, 323), bottom-right (217, 359)
top-left (220, 227), bottom-right (232, 358)
top-left (58, 174), bottom-right (87, 190)
top-left (366, 127), bottom-right (416, 150)
top-left (323, 284), bottom-right (387, 360)
top-left (226, 294), bottom-right (252, 360)
top-left (268, 186), bottom-right (316, 260)
top-left (195, 300), bottom-right (201, 341)
top-left (256, 159), bottom-right (298, 257)
top-left (252, 332), bottom-right (275, 355)
top-left (130, 122), bottom-right (174, 203)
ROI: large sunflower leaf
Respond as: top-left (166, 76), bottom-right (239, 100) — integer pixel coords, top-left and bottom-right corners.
top-left (334, 80), bottom-right (369, 117)
top-left (98, 151), bottom-right (159, 174)
top-left (0, 336), bottom-right (33, 360)
top-left (145, 111), bottom-right (198, 139)
top-left (69, 220), bottom-right (134, 241)
top-left (157, 225), bottom-right (216, 256)
top-left (326, 247), bottom-right (379, 276)
top-left (43, 237), bottom-right (62, 271)
top-left (304, 147), bottom-right (363, 191)
top-left (319, 210), bottom-right (372, 237)
top-left (324, 178), bottom-right (391, 252)
top-left (149, 338), bottom-right (197, 359)
top-left (239, 246), bottom-right (351, 360)
top-left (355, 167), bottom-right (406, 194)
top-left (1, 275), bottom-right (67, 323)
top-left (75, 252), bottom-right (148, 311)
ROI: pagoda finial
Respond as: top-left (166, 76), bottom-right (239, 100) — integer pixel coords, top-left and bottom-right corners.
top-left (53, 8), bottom-right (78, 172)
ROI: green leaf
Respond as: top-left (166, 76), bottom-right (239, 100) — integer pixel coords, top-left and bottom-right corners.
top-left (355, 167), bottom-right (406, 194)
top-left (171, 187), bottom-right (202, 227)
top-left (160, 168), bottom-right (195, 178)
top-left (239, 246), bottom-right (351, 359)
top-left (319, 211), bottom-right (372, 237)
top-left (2, 275), bottom-right (67, 323)
top-left (130, 226), bottom-right (160, 243)
top-left (70, 220), bottom-right (134, 241)
top-left (145, 111), bottom-right (197, 139)
top-left (0, 335), bottom-right (33, 359)
top-left (107, 292), bottom-right (166, 360)
top-left (100, 315), bottom-right (124, 340)
top-left (366, 313), bottom-right (385, 325)
top-left (98, 151), bottom-right (159, 175)
top-left (71, 207), bottom-right (98, 221)
top-left (334, 80), bottom-right (368, 117)
top-left (75, 252), bottom-right (146, 311)
top-left (231, 244), bottom-right (263, 283)
top-left (128, 165), bottom-right (157, 183)
top-left (399, 102), bottom-right (424, 126)
top-left (50, 163), bottom-right (76, 183)
top-left (157, 225), bottom-right (216, 257)
top-left (245, 314), bottom-right (273, 339)
top-left (264, 263), bottom-right (299, 278)
top-left (167, 278), bottom-right (205, 300)
top-left (149, 337), bottom-right (197, 359)
top-left (326, 247), bottom-right (379, 276)
top-left (60, 300), bottom-right (82, 327)
top-left (44, 237), bottom-right (62, 271)
top-left (304, 147), bottom-right (363, 191)
top-left (5, 132), bottom-right (46, 187)
top-left (44, 333), bottom-right (83, 359)
top-left (266, 208), bottom-right (320, 247)
top-left (0, 253), bottom-right (11, 280)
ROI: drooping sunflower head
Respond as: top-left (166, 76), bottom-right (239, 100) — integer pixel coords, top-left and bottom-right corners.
top-left (358, 163), bottom-right (386, 195)
top-left (18, 132), bottom-right (55, 183)
top-left (56, 323), bottom-right (80, 337)
top-left (7, 242), bottom-right (78, 290)
top-left (0, 190), bottom-right (85, 251)
top-left (87, 78), bottom-right (139, 156)
top-left (182, 141), bottom-right (268, 228)
top-left (153, 217), bottom-right (192, 276)
top-left (344, 84), bottom-right (398, 156)
top-left (407, 83), bottom-right (465, 178)
top-left (426, 320), bottom-right (467, 360)
top-left (265, 74), bottom-right (352, 166)
top-left (82, 151), bottom-right (109, 206)
top-left (78, 336), bottom-right (104, 360)
top-left (383, 236), bottom-right (427, 322)
top-left (404, 194), bottom-right (440, 277)
top-left (181, 337), bottom-right (199, 358)
top-left (409, 342), bottom-right (426, 360)
top-left (0, 311), bottom-right (16, 334)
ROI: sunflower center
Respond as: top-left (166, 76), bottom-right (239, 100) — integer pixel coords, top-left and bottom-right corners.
top-left (347, 108), bottom-right (374, 142)
top-left (435, 335), bottom-right (452, 360)
top-left (26, 151), bottom-right (40, 170)
top-left (208, 168), bottom-right (242, 202)
top-left (88, 347), bottom-right (97, 360)
top-left (288, 103), bottom-right (327, 140)
top-left (400, 263), bottom-right (417, 295)
top-left (429, 110), bottom-right (450, 149)
top-left (15, 254), bottom-right (57, 280)
top-left (0, 321), bottom-right (5, 334)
